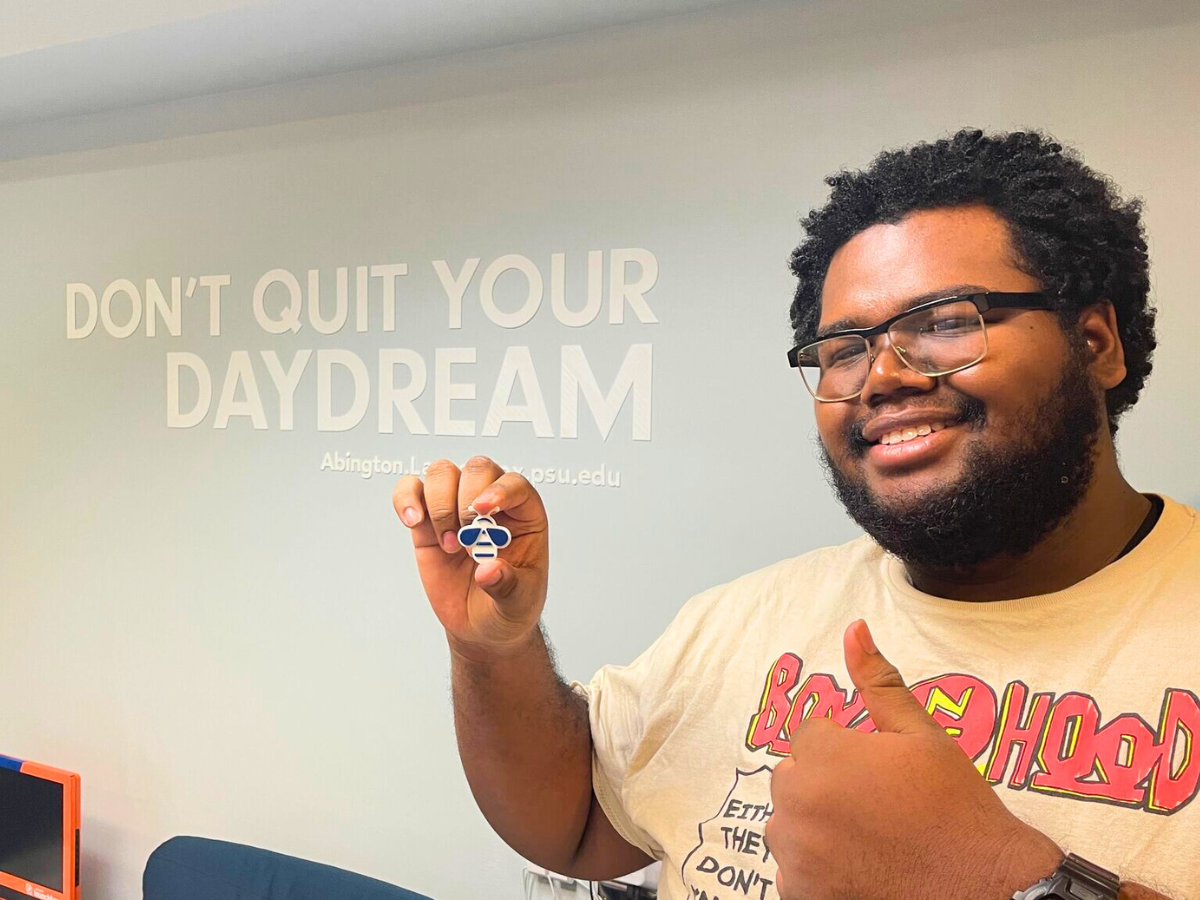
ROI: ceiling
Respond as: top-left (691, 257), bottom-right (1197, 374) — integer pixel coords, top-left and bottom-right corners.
top-left (0, 0), bottom-right (265, 57)
top-left (5, 0), bottom-right (1197, 165)
top-left (0, 0), bottom-right (746, 127)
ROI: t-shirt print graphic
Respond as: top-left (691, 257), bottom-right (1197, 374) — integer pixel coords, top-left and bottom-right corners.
top-left (681, 767), bottom-right (777, 900)
top-left (746, 653), bottom-right (1200, 814)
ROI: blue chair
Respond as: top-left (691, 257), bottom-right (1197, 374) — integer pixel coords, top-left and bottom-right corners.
top-left (143, 836), bottom-right (434, 900)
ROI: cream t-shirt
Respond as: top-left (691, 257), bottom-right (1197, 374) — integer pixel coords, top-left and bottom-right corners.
top-left (580, 496), bottom-right (1200, 900)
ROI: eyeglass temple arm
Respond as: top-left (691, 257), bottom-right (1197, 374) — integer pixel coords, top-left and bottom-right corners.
top-left (976, 291), bottom-right (1053, 312)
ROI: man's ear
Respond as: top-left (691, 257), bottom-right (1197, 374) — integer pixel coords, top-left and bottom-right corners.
top-left (1077, 301), bottom-right (1127, 391)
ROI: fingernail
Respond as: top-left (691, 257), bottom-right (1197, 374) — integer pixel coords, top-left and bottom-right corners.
top-left (474, 493), bottom-right (499, 513)
top-left (477, 564), bottom-right (501, 586)
top-left (441, 531), bottom-right (459, 552)
top-left (857, 620), bottom-right (879, 655)
top-left (402, 507), bottom-right (420, 527)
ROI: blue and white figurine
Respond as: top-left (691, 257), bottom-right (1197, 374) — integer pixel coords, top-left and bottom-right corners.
top-left (457, 509), bottom-right (512, 563)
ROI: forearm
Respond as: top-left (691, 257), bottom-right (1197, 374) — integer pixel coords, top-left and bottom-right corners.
top-left (450, 623), bottom-right (594, 872)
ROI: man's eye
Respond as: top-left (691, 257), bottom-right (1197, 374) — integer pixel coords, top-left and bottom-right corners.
top-left (826, 345), bottom-right (866, 366)
top-left (924, 317), bottom-right (973, 334)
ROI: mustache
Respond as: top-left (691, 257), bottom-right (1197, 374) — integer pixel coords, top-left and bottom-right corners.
top-left (842, 392), bottom-right (987, 458)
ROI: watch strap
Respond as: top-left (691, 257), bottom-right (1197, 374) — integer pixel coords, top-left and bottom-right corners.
top-left (1062, 854), bottom-right (1122, 899)
top-left (1012, 853), bottom-right (1120, 900)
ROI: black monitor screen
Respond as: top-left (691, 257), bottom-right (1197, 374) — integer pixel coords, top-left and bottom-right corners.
top-left (0, 766), bottom-right (63, 892)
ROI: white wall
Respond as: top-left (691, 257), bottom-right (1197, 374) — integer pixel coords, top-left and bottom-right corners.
top-left (2, 3), bottom-right (1199, 898)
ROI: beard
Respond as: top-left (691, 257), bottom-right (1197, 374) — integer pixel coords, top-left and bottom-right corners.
top-left (820, 347), bottom-right (1103, 571)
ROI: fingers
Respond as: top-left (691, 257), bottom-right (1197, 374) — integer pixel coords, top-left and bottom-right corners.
top-left (469, 471), bottom-right (545, 524)
top-left (786, 715), bottom-right (843, 759)
top-left (457, 456), bottom-right (507, 523)
top-left (394, 456), bottom-right (543, 557)
top-left (392, 474), bottom-right (439, 549)
top-left (401, 459), bottom-right (462, 554)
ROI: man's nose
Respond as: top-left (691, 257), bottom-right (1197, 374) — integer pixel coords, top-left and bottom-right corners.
top-left (859, 334), bottom-right (936, 404)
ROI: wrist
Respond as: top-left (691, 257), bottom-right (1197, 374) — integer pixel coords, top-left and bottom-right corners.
top-left (446, 623), bottom-right (542, 666)
top-left (977, 826), bottom-right (1063, 899)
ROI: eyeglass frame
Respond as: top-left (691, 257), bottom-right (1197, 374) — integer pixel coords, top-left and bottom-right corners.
top-left (786, 291), bottom-right (1055, 402)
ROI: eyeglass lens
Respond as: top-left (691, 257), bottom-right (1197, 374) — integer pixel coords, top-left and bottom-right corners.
top-left (801, 299), bottom-right (987, 400)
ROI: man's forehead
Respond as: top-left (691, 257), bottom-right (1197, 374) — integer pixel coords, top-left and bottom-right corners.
top-left (816, 205), bottom-right (1025, 332)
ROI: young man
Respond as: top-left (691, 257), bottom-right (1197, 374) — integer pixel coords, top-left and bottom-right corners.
top-left (393, 129), bottom-right (1198, 900)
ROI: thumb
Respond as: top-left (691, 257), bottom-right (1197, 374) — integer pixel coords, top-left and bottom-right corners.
top-left (844, 620), bottom-right (935, 735)
top-left (474, 558), bottom-right (521, 599)
top-left (474, 558), bottom-right (540, 613)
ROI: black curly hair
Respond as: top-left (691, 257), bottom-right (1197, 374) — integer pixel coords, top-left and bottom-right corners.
top-left (789, 128), bottom-right (1155, 435)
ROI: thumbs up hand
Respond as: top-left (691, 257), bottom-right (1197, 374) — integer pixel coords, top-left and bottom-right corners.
top-left (764, 620), bottom-right (1063, 900)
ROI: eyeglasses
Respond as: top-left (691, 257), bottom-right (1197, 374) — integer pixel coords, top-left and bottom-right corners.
top-left (787, 291), bottom-right (1053, 402)
top-left (458, 523), bottom-right (512, 549)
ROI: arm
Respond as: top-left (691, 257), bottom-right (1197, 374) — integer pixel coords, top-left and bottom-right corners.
top-left (394, 456), bottom-right (651, 880)
top-left (451, 627), bottom-right (652, 879)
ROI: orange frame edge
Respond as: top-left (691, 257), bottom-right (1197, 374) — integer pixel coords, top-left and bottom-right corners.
top-left (0, 758), bottom-right (80, 900)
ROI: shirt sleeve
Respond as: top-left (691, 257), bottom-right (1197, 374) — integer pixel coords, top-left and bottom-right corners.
top-left (570, 586), bottom-right (722, 861)
top-left (572, 653), bottom-right (663, 859)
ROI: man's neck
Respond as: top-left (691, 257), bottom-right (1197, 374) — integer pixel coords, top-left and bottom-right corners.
top-left (904, 452), bottom-right (1151, 603)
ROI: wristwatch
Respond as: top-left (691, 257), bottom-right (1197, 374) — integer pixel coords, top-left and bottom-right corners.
top-left (1011, 853), bottom-right (1120, 900)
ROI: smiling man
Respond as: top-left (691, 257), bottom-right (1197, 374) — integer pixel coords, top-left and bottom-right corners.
top-left (393, 129), bottom-right (1198, 900)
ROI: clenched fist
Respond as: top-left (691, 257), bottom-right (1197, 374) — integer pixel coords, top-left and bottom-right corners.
top-left (393, 456), bottom-right (549, 660)
top-left (765, 620), bottom-right (1063, 900)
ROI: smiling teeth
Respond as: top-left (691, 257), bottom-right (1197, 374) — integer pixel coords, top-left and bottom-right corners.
top-left (880, 422), bottom-right (945, 445)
